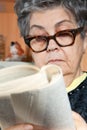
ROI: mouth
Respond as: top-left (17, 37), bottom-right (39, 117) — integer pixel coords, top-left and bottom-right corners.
top-left (47, 59), bottom-right (64, 64)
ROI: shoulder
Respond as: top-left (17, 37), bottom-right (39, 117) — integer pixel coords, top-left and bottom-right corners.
top-left (68, 76), bottom-right (87, 122)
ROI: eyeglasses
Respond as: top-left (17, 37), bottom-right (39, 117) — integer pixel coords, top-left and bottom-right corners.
top-left (24, 27), bottom-right (83, 53)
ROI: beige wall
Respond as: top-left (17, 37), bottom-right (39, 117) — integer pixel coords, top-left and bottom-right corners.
top-left (0, 13), bottom-right (26, 57)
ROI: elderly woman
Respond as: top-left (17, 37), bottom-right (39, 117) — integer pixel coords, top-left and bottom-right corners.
top-left (6, 0), bottom-right (87, 130)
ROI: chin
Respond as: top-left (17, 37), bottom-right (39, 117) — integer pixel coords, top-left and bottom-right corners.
top-left (47, 62), bottom-right (63, 70)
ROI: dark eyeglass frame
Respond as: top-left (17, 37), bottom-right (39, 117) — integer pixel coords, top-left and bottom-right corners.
top-left (24, 27), bottom-right (84, 53)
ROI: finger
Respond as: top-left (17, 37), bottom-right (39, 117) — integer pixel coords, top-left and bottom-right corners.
top-left (72, 111), bottom-right (86, 123)
top-left (5, 124), bottom-right (33, 130)
top-left (72, 111), bottom-right (87, 130)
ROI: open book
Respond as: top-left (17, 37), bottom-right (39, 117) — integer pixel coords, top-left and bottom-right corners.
top-left (0, 63), bottom-right (75, 130)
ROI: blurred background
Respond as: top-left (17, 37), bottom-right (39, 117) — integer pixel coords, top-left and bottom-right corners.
top-left (0, 0), bottom-right (32, 62)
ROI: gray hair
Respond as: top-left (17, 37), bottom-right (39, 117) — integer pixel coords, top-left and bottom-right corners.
top-left (14, 0), bottom-right (87, 37)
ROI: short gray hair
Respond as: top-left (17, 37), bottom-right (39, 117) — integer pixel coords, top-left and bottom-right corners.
top-left (14, 0), bottom-right (87, 37)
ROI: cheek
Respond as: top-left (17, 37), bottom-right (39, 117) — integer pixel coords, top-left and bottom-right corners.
top-left (31, 52), bottom-right (47, 68)
top-left (65, 40), bottom-right (84, 68)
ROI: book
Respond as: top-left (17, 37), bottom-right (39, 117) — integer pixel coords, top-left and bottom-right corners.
top-left (0, 62), bottom-right (75, 130)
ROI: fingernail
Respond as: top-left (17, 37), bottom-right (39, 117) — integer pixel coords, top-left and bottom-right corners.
top-left (24, 125), bottom-right (33, 130)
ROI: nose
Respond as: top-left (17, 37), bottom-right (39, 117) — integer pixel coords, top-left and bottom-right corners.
top-left (47, 39), bottom-right (61, 52)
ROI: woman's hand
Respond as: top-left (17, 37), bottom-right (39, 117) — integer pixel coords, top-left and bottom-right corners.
top-left (72, 111), bottom-right (87, 130)
top-left (5, 124), bottom-right (47, 130)
top-left (5, 124), bottom-right (33, 130)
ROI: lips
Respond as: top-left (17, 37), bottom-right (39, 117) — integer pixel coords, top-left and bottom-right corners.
top-left (47, 59), bottom-right (64, 64)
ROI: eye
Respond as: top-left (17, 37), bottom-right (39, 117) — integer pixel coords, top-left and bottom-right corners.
top-left (56, 31), bottom-right (72, 37)
top-left (56, 31), bottom-right (73, 45)
top-left (56, 31), bottom-right (73, 40)
top-left (35, 36), bottom-right (47, 43)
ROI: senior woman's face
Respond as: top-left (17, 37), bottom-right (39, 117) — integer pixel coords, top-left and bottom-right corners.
top-left (29, 7), bottom-right (86, 85)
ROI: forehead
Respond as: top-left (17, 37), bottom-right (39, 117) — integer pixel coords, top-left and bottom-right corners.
top-left (30, 7), bottom-right (77, 30)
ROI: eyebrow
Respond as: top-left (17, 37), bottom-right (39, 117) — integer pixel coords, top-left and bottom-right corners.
top-left (30, 25), bottom-right (45, 31)
top-left (30, 20), bottom-right (74, 31)
top-left (55, 20), bottom-right (74, 28)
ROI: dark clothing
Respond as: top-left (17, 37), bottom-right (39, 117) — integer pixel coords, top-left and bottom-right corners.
top-left (68, 76), bottom-right (87, 122)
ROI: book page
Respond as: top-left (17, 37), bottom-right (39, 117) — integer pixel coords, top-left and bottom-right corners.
top-left (0, 64), bottom-right (39, 83)
top-left (0, 64), bottom-right (75, 130)
top-left (0, 96), bottom-right (16, 129)
top-left (11, 64), bottom-right (75, 130)
top-left (0, 61), bottom-right (30, 69)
